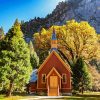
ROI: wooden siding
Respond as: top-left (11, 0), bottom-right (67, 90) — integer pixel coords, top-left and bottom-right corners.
top-left (29, 82), bottom-right (37, 92)
top-left (37, 52), bottom-right (71, 92)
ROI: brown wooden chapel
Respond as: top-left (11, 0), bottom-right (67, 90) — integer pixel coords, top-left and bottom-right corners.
top-left (28, 28), bottom-right (72, 96)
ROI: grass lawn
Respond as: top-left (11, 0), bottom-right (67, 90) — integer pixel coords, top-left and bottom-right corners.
top-left (0, 92), bottom-right (100, 100)
top-left (64, 96), bottom-right (100, 100)
top-left (0, 95), bottom-right (24, 100)
top-left (64, 92), bottom-right (100, 100)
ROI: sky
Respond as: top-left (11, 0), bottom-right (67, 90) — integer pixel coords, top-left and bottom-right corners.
top-left (0, 0), bottom-right (65, 33)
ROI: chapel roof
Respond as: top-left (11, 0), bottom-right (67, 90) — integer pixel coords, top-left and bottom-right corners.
top-left (51, 27), bottom-right (57, 40)
top-left (29, 69), bottom-right (38, 83)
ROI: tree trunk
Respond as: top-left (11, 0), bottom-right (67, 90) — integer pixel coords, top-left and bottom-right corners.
top-left (80, 80), bottom-right (84, 94)
top-left (79, 86), bottom-right (84, 94)
top-left (6, 80), bottom-right (13, 97)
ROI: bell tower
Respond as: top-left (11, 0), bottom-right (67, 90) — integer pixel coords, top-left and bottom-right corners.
top-left (51, 27), bottom-right (57, 52)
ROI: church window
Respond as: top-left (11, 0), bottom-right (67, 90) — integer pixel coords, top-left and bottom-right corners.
top-left (62, 74), bottom-right (67, 83)
top-left (42, 74), bottom-right (46, 83)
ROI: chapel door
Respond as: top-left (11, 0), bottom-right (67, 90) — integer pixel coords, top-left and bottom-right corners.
top-left (48, 76), bottom-right (58, 96)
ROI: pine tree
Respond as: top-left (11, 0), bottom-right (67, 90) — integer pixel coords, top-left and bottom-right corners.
top-left (0, 26), bottom-right (4, 36)
top-left (72, 58), bottom-right (92, 94)
top-left (29, 41), bottom-right (39, 69)
top-left (0, 19), bottom-right (32, 96)
top-left (0, 26), bottom-right (4, 41)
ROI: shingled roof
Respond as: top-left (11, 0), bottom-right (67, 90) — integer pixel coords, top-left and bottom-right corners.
top-left (29, 69), bottom-right (38, 82)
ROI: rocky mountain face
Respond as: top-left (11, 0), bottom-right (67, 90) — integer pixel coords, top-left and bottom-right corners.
top-left (21, 0), bottom-right (100, 42)
top-left (64, 0), bottom-right (100, 33)
top-left (49, 0), bottom-right (100, 33)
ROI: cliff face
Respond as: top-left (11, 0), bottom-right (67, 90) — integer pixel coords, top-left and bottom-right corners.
top-left (64, 0), bottom-right (100, 33)
top-left (21, 0), bottom-right (100, 42)
top-left (51, 0), bottom-right (100, 33)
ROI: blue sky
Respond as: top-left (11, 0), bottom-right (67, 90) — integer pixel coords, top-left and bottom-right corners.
top-left (0, 0), bottom-right (65, 33)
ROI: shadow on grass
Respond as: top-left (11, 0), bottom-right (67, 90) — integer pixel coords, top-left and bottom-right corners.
top-left (13, 92), bottom-right (32, 96)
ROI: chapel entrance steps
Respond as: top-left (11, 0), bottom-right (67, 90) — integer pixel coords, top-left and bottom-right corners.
top-left (48, 86), bottom-right (59, 96)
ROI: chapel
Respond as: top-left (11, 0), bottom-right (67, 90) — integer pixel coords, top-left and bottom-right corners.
top-left (28, 28), bottom-right (72, 96)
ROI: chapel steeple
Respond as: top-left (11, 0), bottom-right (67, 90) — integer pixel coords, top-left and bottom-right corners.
top-left (51, 27), bottom-right (57, 52)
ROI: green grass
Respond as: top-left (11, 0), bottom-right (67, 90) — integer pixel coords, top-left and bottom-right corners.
top-left (82, 91), bottom-right (100, 95)
top-left (0, 95), bottom-right (4, 99)
top-left (64, 95), bottom-right (100, 100)
top-left (0, 95), bottom-right (24, 100)
top-left (0, 92), bottom-right (100, 100)
top-left (64, 92), bottom-right (100, 100)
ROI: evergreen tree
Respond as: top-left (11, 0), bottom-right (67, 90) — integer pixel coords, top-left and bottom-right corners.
top-left (72, 58), bottom-right (92, 94)
top-left (0, 19), bottom-right (32, 96)
top-left (0, 26), bottom-right (4, 36)
top-left (29, 41), bottom-right (39, 69)
top-left (0, 26), bottom-right (4, 41)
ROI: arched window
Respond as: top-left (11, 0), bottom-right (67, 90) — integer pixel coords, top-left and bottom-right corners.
top-left (42, 74), bottom-right (46, 83)
top-left (62, 74), bottom-right (67, 84)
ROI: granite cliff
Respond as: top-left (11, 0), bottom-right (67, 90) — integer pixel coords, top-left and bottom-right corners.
top-left (21, 0), bottom-right (100, 42)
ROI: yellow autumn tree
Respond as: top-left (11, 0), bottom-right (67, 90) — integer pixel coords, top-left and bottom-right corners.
top-left (34, 20), bottom-right (99, 65)
top-left (34, 28), bottom-right (51, 64)
top-left (59, 20), bottom-right (99, 66)
top-left (33, 20), bottom-right (100, 92)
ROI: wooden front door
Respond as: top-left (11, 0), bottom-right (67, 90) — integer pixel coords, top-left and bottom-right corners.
top-left (48, 76), bottom-right (58, 96)
top-left (50, 76), bottom-right (58, 88)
